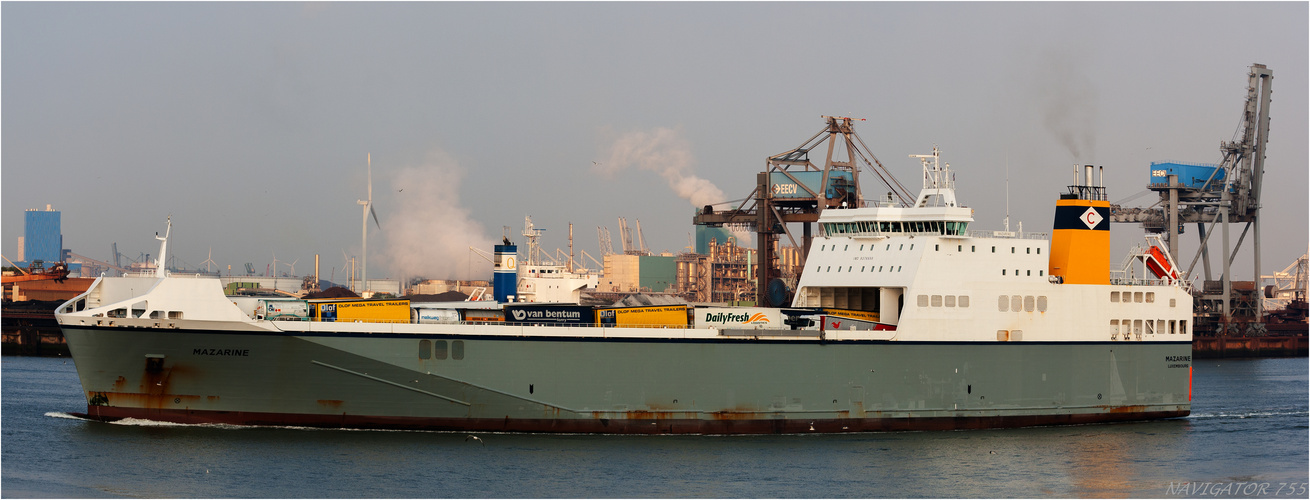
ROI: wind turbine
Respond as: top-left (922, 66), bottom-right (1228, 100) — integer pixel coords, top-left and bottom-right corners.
top-left (200, 248), bottom-right (217, 274)
top-left (358, 154), bottom-right (381, 294)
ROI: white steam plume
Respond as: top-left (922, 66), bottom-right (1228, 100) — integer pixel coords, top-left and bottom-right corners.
top-left (598, 127), bottom-right (752, 246)
top-left (383, 150), bottom-right (495, 281)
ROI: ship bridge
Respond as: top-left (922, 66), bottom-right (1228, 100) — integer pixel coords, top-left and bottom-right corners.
top-left (818, 146), bottom-right (972, 238)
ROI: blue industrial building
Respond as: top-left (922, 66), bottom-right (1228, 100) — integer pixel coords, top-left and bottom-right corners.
top-left (20, 206), bottom-right (62, 266)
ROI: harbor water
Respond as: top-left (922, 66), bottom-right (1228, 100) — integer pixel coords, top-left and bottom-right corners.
top-left (2, 355), bottom-right (1306, 498)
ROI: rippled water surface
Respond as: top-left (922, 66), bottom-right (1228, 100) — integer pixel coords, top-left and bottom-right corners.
top-left (3, 355), bottom-right (1306, 498)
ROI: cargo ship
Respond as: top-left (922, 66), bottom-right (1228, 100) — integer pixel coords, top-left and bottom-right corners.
top-left (55, 150), bottom-right (1193, 434)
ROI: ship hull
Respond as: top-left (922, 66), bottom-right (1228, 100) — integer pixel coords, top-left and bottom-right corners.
top-left (63, 324), bottom-right (1191, 434)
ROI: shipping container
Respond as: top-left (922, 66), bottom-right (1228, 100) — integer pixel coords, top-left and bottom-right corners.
top-left (504, 304), bottom-right (593, 325)
top-left (461, 309), bottom-right (505, 323)
top-left (255, 299), bottom-right (309, 321)
top-left (310, 299), bottom-right (411, 323)
top-left (693, 307), bottom-right (783, 329)
top-left (224, 282), bottom-right (262, 295)
top-left (596, 305), bottom-right (689, 327)
top-left (413, 308), bottom-right (461, 324)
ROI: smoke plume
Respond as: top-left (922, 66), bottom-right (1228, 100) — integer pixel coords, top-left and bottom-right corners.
top-left (382, 150), bottom-right (495, 281)
top-left (1037, 51), bottom-right (1099, 161)
top-left (598, 127), bottom-right (752, 246)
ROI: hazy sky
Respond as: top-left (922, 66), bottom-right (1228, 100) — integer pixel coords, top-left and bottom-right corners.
top-left (4, 2), bottom-right (1306, 285)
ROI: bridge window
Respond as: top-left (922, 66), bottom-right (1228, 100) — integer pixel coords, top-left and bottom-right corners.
top-left (931, 295), bottom-right (942, 307)
top-left (1145, 292), bottom-right (1155, 303)
top-left (959, 296), bottom-right (970, 307)
top-left (944, 295), bottom-right (956, 307)
top-left (998, 296), bottom-right (1008, 312)
top-left (918, 295), bottom-right (929, 307)
top-left (1037, 296), bottom-right (1048, 312)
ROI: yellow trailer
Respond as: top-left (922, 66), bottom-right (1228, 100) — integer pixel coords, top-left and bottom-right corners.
top-left (310, 299), bottom-right (411, 323)
top-left (823, 308), bottom-right (880, 323)
top-left (595, 305), bottom-right (688, 327)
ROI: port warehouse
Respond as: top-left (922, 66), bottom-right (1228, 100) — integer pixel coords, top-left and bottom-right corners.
top-left (225, 296), bottom-right (881, 330)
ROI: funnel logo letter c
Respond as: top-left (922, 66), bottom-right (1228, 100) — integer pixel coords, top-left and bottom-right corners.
top-left (1081, 207), bottom-right (1103, 230)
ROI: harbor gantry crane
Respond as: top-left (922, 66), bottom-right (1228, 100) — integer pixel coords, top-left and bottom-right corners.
top-left (693, 116), bottom-right (911, 306)
top-left (1111, 63), bottom-right (1274, 335)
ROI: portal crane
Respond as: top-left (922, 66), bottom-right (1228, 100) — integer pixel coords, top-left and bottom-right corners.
top-left (693, 116), bottom-right (910, 306)
top-left (1110, 63), bottom-right (1274, 335)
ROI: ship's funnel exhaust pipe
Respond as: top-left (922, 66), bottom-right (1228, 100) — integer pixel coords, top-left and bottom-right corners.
top-left (493, 242), bottom-right (518, 303)
top-left (1049, 165), bottom-right (1110, 285)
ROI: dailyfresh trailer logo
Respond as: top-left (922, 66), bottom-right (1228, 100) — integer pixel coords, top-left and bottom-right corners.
top-left (703, 312), bottom-right (771, 325)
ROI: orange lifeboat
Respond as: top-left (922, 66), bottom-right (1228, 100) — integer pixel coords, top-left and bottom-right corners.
top-left (1145, 246), bottom-right (1178, 280)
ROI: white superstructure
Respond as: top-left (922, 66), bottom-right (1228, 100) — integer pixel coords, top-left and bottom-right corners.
top-left (793, 148), bottom-right (1192, 343)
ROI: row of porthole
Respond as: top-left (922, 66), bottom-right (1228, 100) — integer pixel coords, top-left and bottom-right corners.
top-left (1002, 269), bottom-right (1045, 277)
top-left (1111, 318), bottom-right (1187, 339)
top-left (916, 295), bottom-right (971, 308)
top-left (821, 241), bottom-right (1043, 255)
top-left (815, 265), bottom-right (903, 273)
top-left (998, 295), bottom-right (1049, 313)
top-left (821, 243), bottom-right (916, 252)
top-left (418, 339), bottom-right (465, 360)
top-left (1111, 291), bottom-right (1162, 304)
top-left (937, 244), bottom-right (1042, 255)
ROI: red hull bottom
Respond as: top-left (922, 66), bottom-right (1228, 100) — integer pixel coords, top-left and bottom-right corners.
top-left (73, 406), bottom-right (1190, 434)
